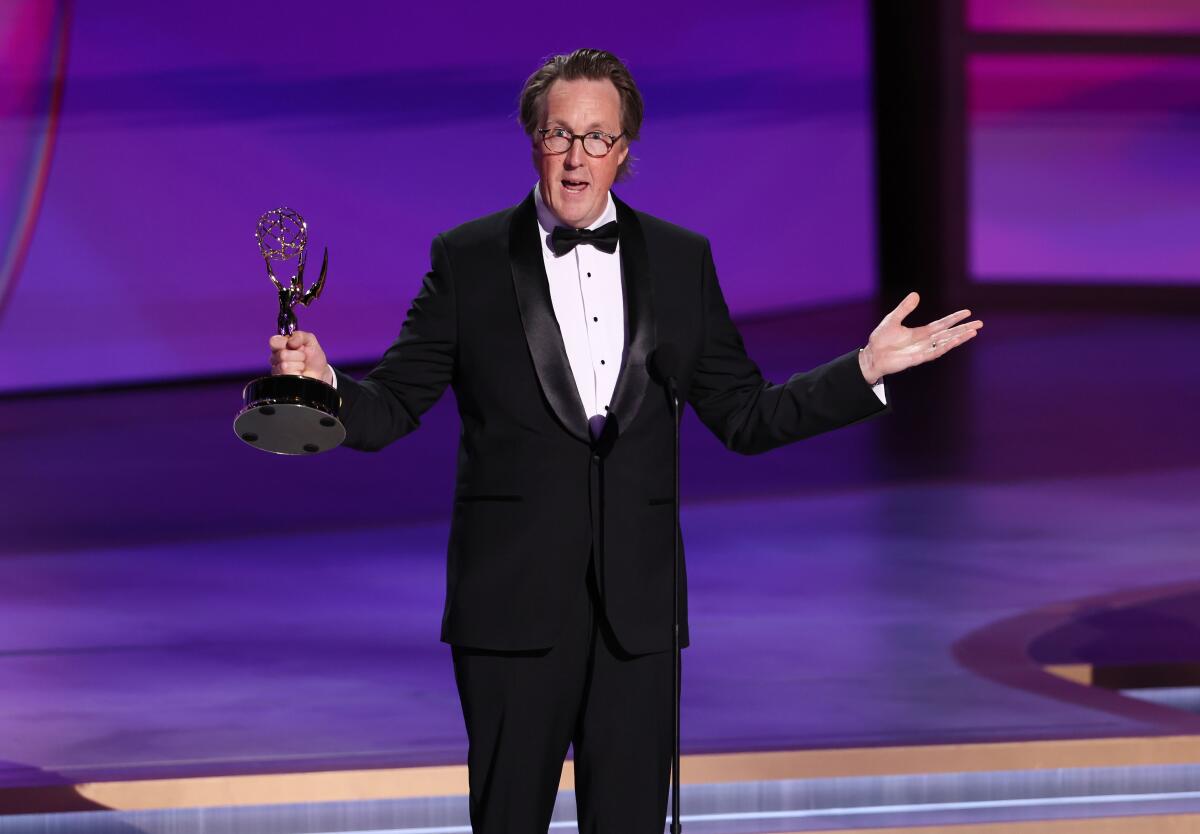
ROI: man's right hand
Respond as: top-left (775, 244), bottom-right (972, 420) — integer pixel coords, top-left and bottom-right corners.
top-left (269, 330), bottom-right (333, 385)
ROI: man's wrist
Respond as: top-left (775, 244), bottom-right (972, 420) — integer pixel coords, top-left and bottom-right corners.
top-left (858, 347), bottom-right (881, 386)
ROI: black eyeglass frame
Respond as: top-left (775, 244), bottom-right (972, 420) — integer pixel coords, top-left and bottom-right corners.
top-left (535, 127), bottom-right (625, 158)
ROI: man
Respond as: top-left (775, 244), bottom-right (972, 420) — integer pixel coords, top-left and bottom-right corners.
top-left (269, 49), bottom-right (981, 834)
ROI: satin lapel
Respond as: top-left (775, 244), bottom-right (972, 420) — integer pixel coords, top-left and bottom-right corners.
top-left (605, 194), bottom-right (654, 441)
top-left (509, 194), bottom-right (590, 443)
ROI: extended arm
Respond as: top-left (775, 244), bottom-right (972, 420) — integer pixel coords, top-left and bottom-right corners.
top-left (687, 241), bottom-right (889, 455)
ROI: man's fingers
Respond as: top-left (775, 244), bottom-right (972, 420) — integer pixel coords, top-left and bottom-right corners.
top-left (883, 291), bottom-right (920, 326)
top-left (286, 330), bottom-right (315, 349)
top-left (270, 349), bottom-right (307, 366)
top-left (927, 320), bottom-right (983, 344)
top-left (917, 309), bottom-right (972, 337)
top-left (270, 330), bottom-right (325, 377)
top-left (875, 317), bottom-right (981, 375)
top-left (926, 327), bottom-right (978, 355)
top-left (272, 360), bottom-right (307, 375)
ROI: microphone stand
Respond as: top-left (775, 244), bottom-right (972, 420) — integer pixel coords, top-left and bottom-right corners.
top-left (667, 375), bottom-right (682, 834)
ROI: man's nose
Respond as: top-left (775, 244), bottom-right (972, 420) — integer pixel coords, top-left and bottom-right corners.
top-left (563, 136), bottom-right (587, 167)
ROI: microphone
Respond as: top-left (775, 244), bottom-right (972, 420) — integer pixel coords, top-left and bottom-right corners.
top-left (649, 344), bottom-right (680, 402)
top-left (650, 343), bottom-right (684, 834)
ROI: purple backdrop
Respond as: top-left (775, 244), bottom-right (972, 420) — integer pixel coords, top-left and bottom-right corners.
top-left (0, 0), bottom-right (874, 392)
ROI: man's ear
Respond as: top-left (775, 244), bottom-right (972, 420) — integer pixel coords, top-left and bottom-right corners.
top-left (615, 142), bottom-right (631, 180)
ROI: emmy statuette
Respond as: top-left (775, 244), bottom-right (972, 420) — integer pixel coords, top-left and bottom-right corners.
top-left (233, 207), bottom-right (346, 455)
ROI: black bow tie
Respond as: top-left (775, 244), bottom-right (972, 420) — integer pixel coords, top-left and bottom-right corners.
top-left (550, 221), bottom-right (619, 257)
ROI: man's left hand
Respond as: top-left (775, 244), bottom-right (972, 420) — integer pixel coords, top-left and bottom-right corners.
top-left (858, 292), bottom-right (983, 385)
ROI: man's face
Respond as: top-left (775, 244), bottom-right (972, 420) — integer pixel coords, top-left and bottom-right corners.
top-left (534, 78), bottom-right (629, 229)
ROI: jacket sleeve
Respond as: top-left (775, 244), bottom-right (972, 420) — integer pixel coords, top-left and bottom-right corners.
top-left (334, 234), bottom-right (457, 452)
top-left (686, 239), bottom-right (888, 455)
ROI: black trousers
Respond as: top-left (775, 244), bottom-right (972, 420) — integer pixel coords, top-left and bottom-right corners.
top-left (451, 568), bottom-right (674, 833)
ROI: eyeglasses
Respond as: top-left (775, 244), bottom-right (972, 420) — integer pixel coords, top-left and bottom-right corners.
top-left (536, 127), bottom-right (624, 158)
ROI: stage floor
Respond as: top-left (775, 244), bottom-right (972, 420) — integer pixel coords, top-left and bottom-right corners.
top-left (8, 763), bottom-right (1200, 833)
top-left (2, 305), bottom-right (1199, 792)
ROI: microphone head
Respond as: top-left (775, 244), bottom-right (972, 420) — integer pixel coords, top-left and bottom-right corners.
top-left (648, 344), bottom-right (680, 384)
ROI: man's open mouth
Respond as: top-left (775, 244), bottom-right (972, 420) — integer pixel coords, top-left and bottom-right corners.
top-left (562, 179), bottom-right (589, 193)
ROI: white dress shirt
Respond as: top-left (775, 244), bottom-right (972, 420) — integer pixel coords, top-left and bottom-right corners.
top-left (533, 186), bottom-right (624, 421)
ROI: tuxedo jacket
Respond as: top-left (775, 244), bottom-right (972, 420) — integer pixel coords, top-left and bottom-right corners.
top-left (334, 192), bottom-right (887, 655)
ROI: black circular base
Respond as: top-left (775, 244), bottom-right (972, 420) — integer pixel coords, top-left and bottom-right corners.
top-left (234, 375), bottom-right (345, 455)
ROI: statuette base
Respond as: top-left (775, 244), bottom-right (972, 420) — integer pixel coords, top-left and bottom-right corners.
top-left (234, 375), bottom-right (345, 455)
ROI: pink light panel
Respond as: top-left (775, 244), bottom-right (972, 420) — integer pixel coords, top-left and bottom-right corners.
top-left (968, 0), bottom-right (1200, 34)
